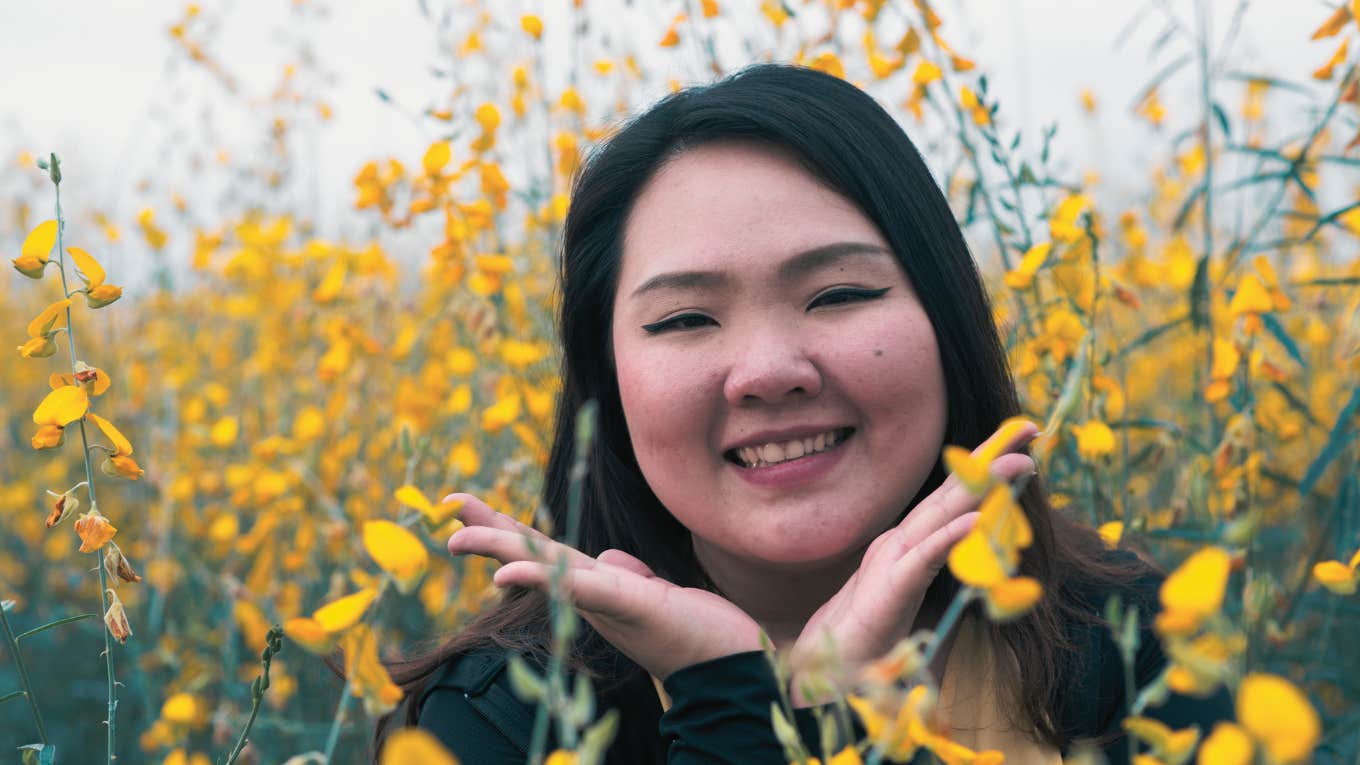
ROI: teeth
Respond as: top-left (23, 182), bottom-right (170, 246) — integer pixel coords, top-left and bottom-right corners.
top-left (733, 429), bottom-right (848, 468)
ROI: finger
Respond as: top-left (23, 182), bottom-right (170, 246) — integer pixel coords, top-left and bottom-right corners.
top-left (901, 422), bottom-right (1040, 532)
top-left (493, 560), bottom-right (644, 622)
top-left (883, 452), bottom-right (1035, 562)
top-left (447, 525), bottom-right (595, 570)
top-left (597, 549), bottom-right (657, 578)
top-left (888, 511), bottom-right (980, 593)
top-left (443, 493), bottom-right (550, 541)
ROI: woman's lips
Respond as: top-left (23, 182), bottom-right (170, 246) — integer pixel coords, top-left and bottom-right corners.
top-left (726, 429), bottom-right (854, 489)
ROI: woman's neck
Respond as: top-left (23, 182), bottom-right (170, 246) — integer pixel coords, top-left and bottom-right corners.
top-left (691, 537), bottom-right (865, 652)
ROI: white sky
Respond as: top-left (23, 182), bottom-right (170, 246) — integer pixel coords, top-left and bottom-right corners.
top-left (0, 0), bottom-right (1336, 277)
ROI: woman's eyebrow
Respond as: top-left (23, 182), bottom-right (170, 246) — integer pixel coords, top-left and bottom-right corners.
top-left (628, 242), bottom-right (894, 299)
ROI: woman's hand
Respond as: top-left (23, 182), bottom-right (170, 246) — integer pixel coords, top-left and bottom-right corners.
top-left (786, 421), bottom-right (1040, 706)
top-left (444, 493), bottom-right (767, 681)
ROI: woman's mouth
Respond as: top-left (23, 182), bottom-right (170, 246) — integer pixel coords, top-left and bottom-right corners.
top-left (724, 427), bottom-right (855, 469)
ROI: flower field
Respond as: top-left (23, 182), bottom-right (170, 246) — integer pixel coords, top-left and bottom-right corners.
top-left (2, 2), bottom-right (1360, 764)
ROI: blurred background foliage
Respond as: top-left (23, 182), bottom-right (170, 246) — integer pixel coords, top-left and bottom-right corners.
top-left (2, 1), bottom-right (1359, 763)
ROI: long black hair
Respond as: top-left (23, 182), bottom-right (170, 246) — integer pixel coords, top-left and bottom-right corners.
top-left (377, 62), bottom-right (1143, 754)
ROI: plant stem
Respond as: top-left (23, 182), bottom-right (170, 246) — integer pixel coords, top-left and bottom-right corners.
top-left (0, 603), bottom-right (48, 745)
top-left (919, 586), bottom-right (974, 671)
top-left (51, 155), bottom-right (119, 765)
top-left (321, 676), bottom-right (352, 763)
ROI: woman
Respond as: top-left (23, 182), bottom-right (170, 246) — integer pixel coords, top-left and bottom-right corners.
top-left (377, 63), bottom-right (1230, 763)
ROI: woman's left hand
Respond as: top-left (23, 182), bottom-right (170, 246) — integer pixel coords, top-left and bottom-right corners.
top-left (786, 421), bottom-right (1039, 706)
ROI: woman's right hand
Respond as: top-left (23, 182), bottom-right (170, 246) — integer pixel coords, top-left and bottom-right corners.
top-left (444, 493), bottom-right (767, 681)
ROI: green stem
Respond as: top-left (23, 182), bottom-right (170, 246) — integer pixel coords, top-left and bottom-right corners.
top-left (918, 586), bottom-right (975, 671)
top-left (321, 676), bottom-right (353, 763)
top-left (0, 603), bottom-right (47, 745)
top-left (51, 155), bottom-right (119, 765)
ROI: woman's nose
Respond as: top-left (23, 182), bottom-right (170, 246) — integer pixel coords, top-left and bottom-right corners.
top-left (722, 334), bottom-right (823, 406)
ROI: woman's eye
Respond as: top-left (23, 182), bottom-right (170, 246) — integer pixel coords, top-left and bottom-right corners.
top-left (642, 313), bottom-right (716, 334)
top-left (809, 286), bottom-right (890, 309)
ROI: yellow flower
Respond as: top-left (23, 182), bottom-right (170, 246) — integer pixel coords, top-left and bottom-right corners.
top-left (982, 576), bottom-right (1043, 621)
top-left (380, 728), bottom-right (459, 765)
top-left (161, 692), bottom-right (207, 727)
top-left (88, 412), bottom-right (134, 455)
top-left (948, 528), bottom-right (1008, 588)
top-left (809, 51), bottom-right (846, 80)
top-left (520, 13), bottom-right (543, 39)
top-left (942, 416), bottom-right (1039, 494)
top-left (12, 219), bottom-right (57, 278)
top-left (25, 298), bottom-right (70, 340)
top-left (911, 60), bottom-right (942, 85)
top-left (1070, 420), bottom-right (1116, 461)
top-left (1156, 547), bottom-right (1231, 636)
top-left (75, 509), bottom-right (118, 553)
top-left (102, 454), bottom-right (145, 481)
top-left (282, 616), bottom-right (336, 655)
top-left (67, 246), bottom-right (123, 308)
top-left (1236, 673), bottom-right (1320, 764)
top-left (545, 751), bottom-right (579, 765)
top-left (1003, 242), bottom-right (1051, 290)
top-left (394, 485), bottom-right (465, 526)
top-left (33, 384), bottom-right (89, 428)
top-left (423, 140), bottom-right (452, 176)
top-left (1097, 521), bottom-right (1124, 549)
top-left (1197, 722), bottom-right (1253, 765)
top-left (1227, 273), bottom-right (1273, 318)
top-left (343, 624), bottom-right (404, 715)
top-left (1312, 548), bottom-right (1360, 594)
top-left (1122, 716), bottom-right (1200, 765)
top-left (363, 520), bottom-right (429, 593)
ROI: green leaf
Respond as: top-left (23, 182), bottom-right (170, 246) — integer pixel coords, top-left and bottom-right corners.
top-left (578, 709), bottom-right (620, 765)
top-left (16, 613), bottom-right (97, 643)
top-left (1261, 313), bottom-right (1306, 368)
top-left (506, 655), bottom-right (546, 703)
top-left (567, 673), bottom-right (595, 729)
top-left (1300, 385), bottom-right (1360, 495)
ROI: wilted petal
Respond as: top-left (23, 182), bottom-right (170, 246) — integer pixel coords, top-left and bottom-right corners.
top-left (103, 588), bottom-right (132, 644)
top-left (75, 510), bottom-right (118, 553)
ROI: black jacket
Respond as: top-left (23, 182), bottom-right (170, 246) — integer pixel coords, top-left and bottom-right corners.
top-left (416, 553), bottom-right (1233, 763)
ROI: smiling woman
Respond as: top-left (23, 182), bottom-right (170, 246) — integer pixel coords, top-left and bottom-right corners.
top-left (373, 63), bottom-right (1232, 764)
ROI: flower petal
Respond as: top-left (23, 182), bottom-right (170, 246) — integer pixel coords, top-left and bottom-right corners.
top-left (87, 412), bottom-right (133, 455)
top-left (67, 246), bottom-right (106, 288)
top-left (33, 385), bottom-right (89, 427)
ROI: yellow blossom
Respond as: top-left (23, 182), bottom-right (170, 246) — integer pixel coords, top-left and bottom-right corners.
top-left (75, 509), bottom-right (118, 553)
top-left (12, 219), bottom-right (57, 278)
top-left (1156, 547), bottom-right (1231, 636)
top-left (380, 728), bottom-right (459, 765)
top-left (1070, 420), bottom-right (1116, 461)
top-left (363, 520), bottom-right (429, 593)
top-left (1236, 673), bottom-right (1319, 764)
top-left (520, 14), bottom-right (543, 40)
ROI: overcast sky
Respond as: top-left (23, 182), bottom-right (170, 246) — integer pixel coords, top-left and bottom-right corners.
top-left (0, 1), bottom-right (1331, 263)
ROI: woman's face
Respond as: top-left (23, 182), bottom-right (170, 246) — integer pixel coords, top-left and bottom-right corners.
top-left (610, 141), bottom-right (949, 569)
